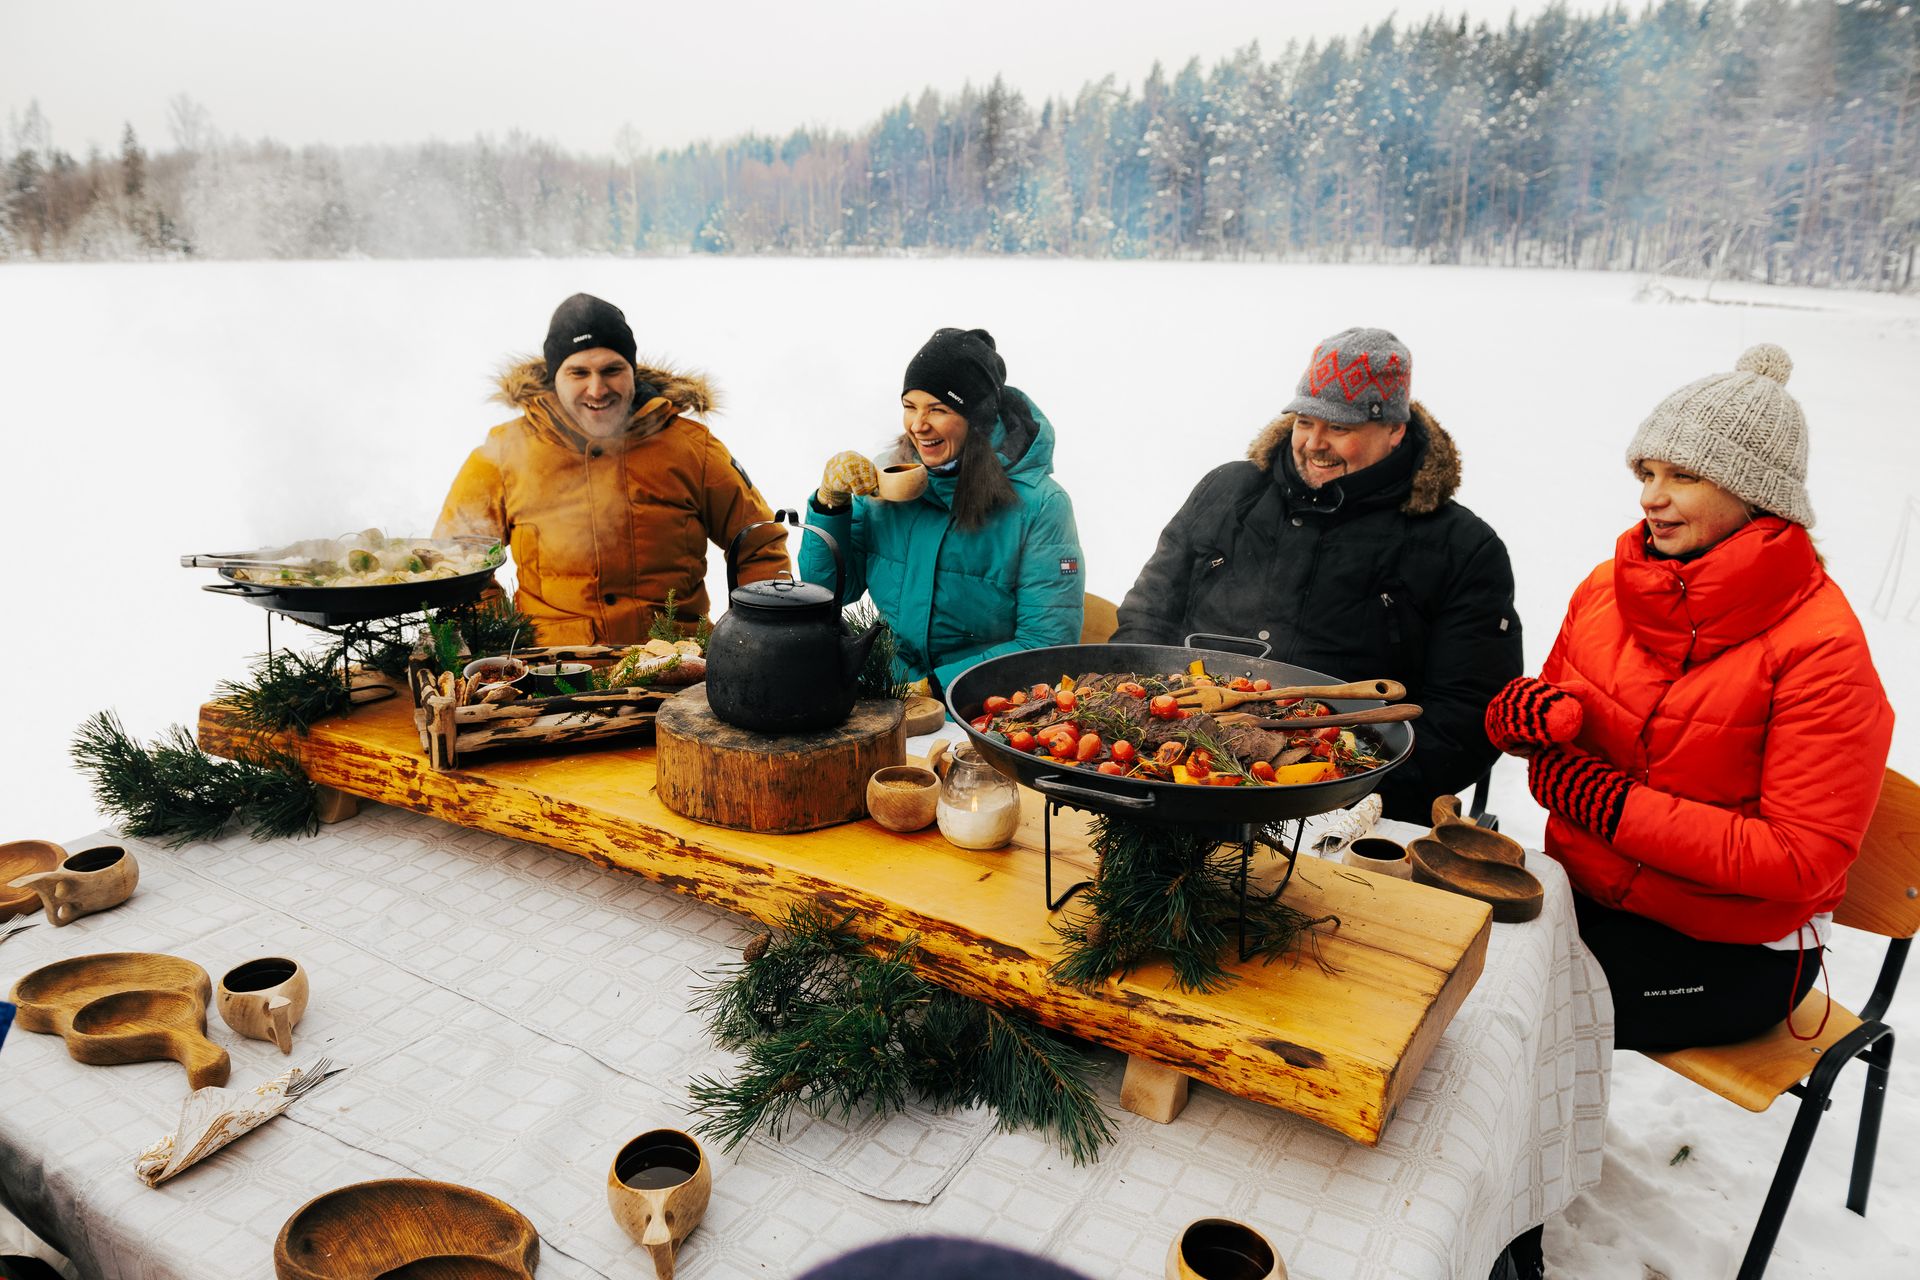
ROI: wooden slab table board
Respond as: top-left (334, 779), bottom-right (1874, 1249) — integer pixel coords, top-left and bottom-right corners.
top-left (198, 696), bottom-right (1491, 1146)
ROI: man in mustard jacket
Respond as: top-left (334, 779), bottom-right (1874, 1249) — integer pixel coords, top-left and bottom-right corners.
top-left (435, 293), bottom-right (790, 644)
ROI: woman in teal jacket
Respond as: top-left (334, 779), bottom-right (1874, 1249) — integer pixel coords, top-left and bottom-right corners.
top-left (804, 328), bottom-right (1084, 693)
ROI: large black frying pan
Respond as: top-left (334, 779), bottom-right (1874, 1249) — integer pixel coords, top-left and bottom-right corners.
top-left (943, 641), bottom-right (1411, 826)
top-left (201, 564), bottom-right (498, 626)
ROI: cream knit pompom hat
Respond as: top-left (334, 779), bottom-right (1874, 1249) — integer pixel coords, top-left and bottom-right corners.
top-left (1625, 343), bottom-right (1814, 528)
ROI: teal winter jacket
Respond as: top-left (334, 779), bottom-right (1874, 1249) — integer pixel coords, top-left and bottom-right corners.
top-left (801, 391), bottom-right (1084, 691)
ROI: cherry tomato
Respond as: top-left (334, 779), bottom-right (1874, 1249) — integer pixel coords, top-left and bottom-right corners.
top-left (1076, 733), bottom-right (1104, 763)
top-left (1149, 694), bottom-right (1178, 719)
top-left (1229, 677), bottom-right (1255, 692)
top-left (1175, 708), bottom-right (1190, 719)
top-left (1097, 761), bottom-right (1126, 776)
top-left (1110, 739), bottom-right (1137, 763)
top-left (1054, 690), bottom-right (1078, 713)
top-left (1116, 681), bottom-right (1147, 699)
top-left (984, 695), bottom-right (1012, 715)
top-left (1154, 741), bottom-right (1185, 765)
top-left (969, 714), bottom-right (992, 732)
top-left (1049, 735), bottom-right (1077, 760)
top-left (1315, 726), bottom-right (1342, 742)
top-left (1010, 690), bottom-right (1028, 705)
top-left (1008, 730), bottom-right (1036, 752)
top-left (1188, 749), bottom-right (1212, 770)
top-left (1185, 756), bottom-right (1212, 779)
top-left (1312, 740), bottom-right (1334, 758)
top-left (1252, 679), bottom-right (1271, 692)
top-left (1314, 704), bottom-right (1332, 717)
top-left (1029, 683), bottom-right (1053, 701)
top-left (1250, 760), bottom-right (1277, 782)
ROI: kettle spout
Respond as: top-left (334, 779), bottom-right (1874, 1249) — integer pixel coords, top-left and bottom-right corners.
top-left (842, 620), bottom-right (886, 689)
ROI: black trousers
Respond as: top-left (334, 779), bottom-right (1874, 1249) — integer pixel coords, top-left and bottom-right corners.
top-left (1573, 893), bottom-right (1822, 1052)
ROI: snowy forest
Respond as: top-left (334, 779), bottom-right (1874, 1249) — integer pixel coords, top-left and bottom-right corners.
top-left (4, 0), bottom-right (1916, 289)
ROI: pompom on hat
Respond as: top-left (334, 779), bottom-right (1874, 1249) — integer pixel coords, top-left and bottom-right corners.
top-left (1625, 342), bottom-right (1815, 528)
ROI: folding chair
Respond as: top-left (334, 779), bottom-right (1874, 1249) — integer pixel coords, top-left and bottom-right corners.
top-left (1079, 593), bottom-right (1118, 645)
top-left (1643, 767), bottom-right (1919, 1280)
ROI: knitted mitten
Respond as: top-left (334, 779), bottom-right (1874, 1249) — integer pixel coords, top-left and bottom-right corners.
top-left (817, 451), bottom-right (879, 509)
top-left (1527, 748), bottom-right (1633, 841)
top-left (1485, 676), bottom-right (1584, 755)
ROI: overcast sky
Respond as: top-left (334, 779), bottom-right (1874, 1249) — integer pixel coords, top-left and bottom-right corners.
top-left (6, 0), bottom-right (1576, 157)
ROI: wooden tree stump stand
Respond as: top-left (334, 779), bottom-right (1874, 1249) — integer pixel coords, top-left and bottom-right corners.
top-left (655, 687), bottom-right (906, 833)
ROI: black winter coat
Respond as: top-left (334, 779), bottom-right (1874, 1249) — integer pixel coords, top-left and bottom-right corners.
top-left (1112, 404), bottom-right (1521, 823)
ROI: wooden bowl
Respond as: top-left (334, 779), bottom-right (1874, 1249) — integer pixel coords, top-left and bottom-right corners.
top-left (901, 695), bottom-right (947, 737)
top-left (1410, 837), bottom-right (1544, 923)
top-left (1428, 795), bottom-right (1526, 866)
top-left (274, 1179), bottom-right (539, 1280)
top-left (0, 839), bottom-right (64, 921)
top-left (866, 766), bottom-right (940, 833)
top-left (12, 952), bottom-right (230, 1088)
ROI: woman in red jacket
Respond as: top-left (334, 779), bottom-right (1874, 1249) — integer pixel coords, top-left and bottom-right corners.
top-left (1486, 343), bottom-right (1893, 1052)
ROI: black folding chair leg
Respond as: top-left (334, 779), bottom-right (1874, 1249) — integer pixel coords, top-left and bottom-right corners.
top-left (1847, 1031), bottom-right (1895, 1214)
top-left (1737, 1077), bottom-right (1831, 1280)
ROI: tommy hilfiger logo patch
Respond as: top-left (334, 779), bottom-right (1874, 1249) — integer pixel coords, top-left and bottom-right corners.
top-left (1059, 558), bottom-right (1079, 575)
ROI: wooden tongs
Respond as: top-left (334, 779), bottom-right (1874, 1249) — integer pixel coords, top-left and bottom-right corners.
top-left (1218, 702), bottom-right (1424, 731)
top-left (1172, 678), bottom-right (1406, 716)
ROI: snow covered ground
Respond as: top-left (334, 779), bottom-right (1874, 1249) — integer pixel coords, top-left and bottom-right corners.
top-left (1, 257), bottom-right (1917, 1277)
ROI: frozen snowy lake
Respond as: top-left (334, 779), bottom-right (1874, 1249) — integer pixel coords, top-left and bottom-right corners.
top-left (2, 257), bottom-right (1917, 1276)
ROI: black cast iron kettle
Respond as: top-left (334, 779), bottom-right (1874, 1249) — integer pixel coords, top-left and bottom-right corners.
top-left (705, 509), bottom-right (884, 734)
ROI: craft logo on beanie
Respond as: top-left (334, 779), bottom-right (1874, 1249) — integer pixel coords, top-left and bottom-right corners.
top-left (543, 293), bottom-right (638, 381)
top-left (1283, 327), bottom-right (1412, 425)
top-left (1625, 343), bottom-right (1815, 528)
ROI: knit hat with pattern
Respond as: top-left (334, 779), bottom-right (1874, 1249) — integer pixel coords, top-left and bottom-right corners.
top-left (1625, 343), bottom-right (1814, 528)
top-left (1282, 327), bottom-right (1413, 425)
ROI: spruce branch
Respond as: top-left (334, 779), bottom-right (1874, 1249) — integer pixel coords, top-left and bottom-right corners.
top-left (71, 711), bottom-right (319, 846)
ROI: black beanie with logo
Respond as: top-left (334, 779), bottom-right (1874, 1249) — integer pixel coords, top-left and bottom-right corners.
top-left (544, 293), bottom-right (638, 382)
top-left (902, 328), bottom-right (1006, 423)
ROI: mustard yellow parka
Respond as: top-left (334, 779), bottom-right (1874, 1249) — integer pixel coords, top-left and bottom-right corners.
top-left (434, 358), bottom-right (790, 645)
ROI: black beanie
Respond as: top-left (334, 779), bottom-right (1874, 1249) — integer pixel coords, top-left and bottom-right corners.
top-left (544, 293), bottom-right (638, 381)
top-left (902, 328), bottom-right (1005, 421)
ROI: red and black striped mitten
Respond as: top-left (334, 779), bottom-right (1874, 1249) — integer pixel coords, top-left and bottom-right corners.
top-left (1485, 675), bottom-right (1583, 755)
top-left (1527, 747), bottom-right (1632, 841)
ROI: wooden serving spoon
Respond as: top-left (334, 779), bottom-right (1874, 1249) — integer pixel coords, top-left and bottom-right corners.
top-left (1173, 678), bottom-right (1407, 715)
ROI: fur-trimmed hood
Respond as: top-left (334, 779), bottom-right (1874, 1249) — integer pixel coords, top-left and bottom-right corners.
top-left (493, 355), bottom-right (718, 446)
top-left (1243, 400), bottom-right (1460, 517)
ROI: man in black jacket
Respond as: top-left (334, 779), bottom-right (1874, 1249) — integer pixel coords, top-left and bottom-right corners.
top-left (1113, 327), bottom-right (1521, 823)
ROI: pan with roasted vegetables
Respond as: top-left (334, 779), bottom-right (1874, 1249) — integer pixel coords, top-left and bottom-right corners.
top-left (944, 643), bottom-right (1415, 824)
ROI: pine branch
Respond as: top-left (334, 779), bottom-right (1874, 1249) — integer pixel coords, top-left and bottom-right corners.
top-left (216, 646), bottom-right (353, 735)
top-left (71, 711), bottom-right (318, 846)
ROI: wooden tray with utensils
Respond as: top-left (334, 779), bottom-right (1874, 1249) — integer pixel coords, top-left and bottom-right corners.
top-left (274, 1179), bottom-right (539, 1279)
top-left (11, 952), bottom-right (231, 1088)
top-left (1, 840), bottom-right (65, 921)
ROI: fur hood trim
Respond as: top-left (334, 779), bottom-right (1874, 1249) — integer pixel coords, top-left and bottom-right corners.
top-left (1244, 400), bottom-right (1460, 516)
top-left (494, 355), bottom-right (718, 418)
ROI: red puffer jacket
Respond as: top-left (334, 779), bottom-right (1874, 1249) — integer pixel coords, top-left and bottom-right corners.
top-left (1540, 517), bottom-right (1894, 945)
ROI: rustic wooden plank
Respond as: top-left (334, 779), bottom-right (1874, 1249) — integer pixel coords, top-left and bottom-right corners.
top-left (199, 697), bottom-right (1490, 1145)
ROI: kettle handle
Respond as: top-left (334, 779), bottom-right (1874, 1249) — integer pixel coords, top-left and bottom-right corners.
top-left (725, 509), bottom-right (847, 609)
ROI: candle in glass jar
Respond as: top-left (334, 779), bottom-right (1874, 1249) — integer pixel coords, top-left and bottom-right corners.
top-left (936, 794), bottom-right (1019, 850)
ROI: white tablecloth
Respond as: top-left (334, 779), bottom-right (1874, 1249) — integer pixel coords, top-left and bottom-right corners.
top-left (0, 806), bottom-right (1609, 1279)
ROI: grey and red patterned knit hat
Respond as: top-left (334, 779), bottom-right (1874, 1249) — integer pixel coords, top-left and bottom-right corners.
top-left (1626, 343), bottom-right (1814, 528)
top-left (1282, 327), bottom-right (1413, 425)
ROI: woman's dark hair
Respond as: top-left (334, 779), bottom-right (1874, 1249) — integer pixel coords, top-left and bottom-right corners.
top-left (896, 387), bottom-right (1037, 531)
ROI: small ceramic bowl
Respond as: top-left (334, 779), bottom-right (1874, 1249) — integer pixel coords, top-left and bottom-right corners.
top-left (866, 765), bottom-right (941, 832)
top-left (526, 662), bottom-right (594, 697)
top-left (462, 656), bottom-right (527, 694)
top-left (876, 462), bottom-right (929, 503)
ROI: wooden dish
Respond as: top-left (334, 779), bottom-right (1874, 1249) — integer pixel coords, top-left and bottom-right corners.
top-left (274, 1179), bottom-right (539, 1280)
top-left (11, 952), bottom-right (230, 1088)
top-left (901, 695), bottom-right (946, 737)
top-left (0, 839), bottom-right (64, 921)
top-left (1429, 795), bottom-right (1527, 866)
top-left (1410, 837), bottom-right (1544, 923)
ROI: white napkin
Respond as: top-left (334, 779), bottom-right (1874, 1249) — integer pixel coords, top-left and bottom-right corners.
top-left (1304, 794), bottom-right (1384, 857)
top-left (135, 1064), bottom-right (310, 1187)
